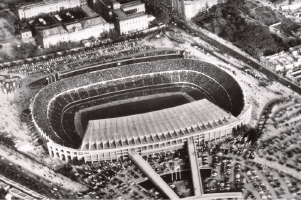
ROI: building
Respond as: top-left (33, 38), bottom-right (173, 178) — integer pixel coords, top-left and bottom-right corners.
top-left (20, 29), bottom-right (32, 39)
top-left (36, 16), bottom-right (110, 48)
top-left (157, 0), bottom-right (222, 19)
top-left (17, 0), bottom-right (81, 20)
top-left (31, 58), bottom-right (251, 162)
top-left (36, 26), bottom-right (68, 48)
top-left (81, 5), bottom-right (98, 18)
top-left (92, 0), bottom-right (119, 22)
top-left (184, 0), bottom-right (220, 19)
top-left (93, 0), bottom-right (151, 34)
top-left (79, 99), bottom-right (250, 152)
top-left (113, 11), bottom-right (148, 35)
top-left (269, 22), bottom-right (296, 43)
top-left (46, 99), bottom-right (251, 162)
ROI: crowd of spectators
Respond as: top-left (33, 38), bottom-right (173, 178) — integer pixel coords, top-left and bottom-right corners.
top-left (32, 59), bottom-right (245, 148)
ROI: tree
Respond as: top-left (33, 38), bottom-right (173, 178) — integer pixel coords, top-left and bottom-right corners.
top-left (211, 18), bottom-right (223, 35)
top-left (108, 29), bottom-right (120, 41)
top-left (239, 24), bottom-right (277, 57)
top-left (103, 31), bottom-right (109, 38)
top-left (281, 18), bottom-right (299, 35)
top-left (205, 2), bottom-right (209, 11)
top-left (223, 24), bottom-right (236, 41)
top-left (214, 6), bottom-right (223, 18)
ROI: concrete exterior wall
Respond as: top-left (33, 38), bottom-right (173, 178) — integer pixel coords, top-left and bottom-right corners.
top-left (118, 15), bottom-right (148, 34)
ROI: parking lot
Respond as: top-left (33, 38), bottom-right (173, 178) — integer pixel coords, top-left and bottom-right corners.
top-left (2, 39), bottom-right (163, 76)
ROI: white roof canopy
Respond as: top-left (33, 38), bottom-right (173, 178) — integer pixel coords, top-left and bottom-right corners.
top-left (81, 99), bottom-right (238, 150)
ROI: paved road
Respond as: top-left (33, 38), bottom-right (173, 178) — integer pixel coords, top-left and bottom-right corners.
top-left (174, 20), bottom-right (301, 94)
top-left (187, 138), bottom-right (203, 196)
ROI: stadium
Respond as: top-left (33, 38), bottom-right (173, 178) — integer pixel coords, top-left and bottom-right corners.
top-left (31, 57), bottom-right (251, 162)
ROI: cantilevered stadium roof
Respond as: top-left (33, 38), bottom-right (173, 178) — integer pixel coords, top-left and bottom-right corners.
top-left (80, 99), bottom-right (239, 151)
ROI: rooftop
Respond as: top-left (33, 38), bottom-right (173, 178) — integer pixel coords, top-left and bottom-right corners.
top-left (37, 25), bottom-right (67, 37)
top-left (38, 16), bottom-right (108, 36)
top-left (121, 0), bottom-right (143, 8)
top-left (99, 0), bottom-right (118, 7)
top-left (81, 99), bottom-right (238, 150)
top-left (20, 29), bottom-right (32, 33)
top-left (113, 9), bottom-right (145, 20)
top-left (65, 23), bottom-right (83, 33)
top-left (81, 5), bottom-right (98, 18)
top-left (19, 0), bottom-right (69, 9)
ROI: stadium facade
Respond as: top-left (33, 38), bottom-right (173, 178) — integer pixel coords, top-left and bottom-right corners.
top-left (31, 58), bottom-right (251, 162)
